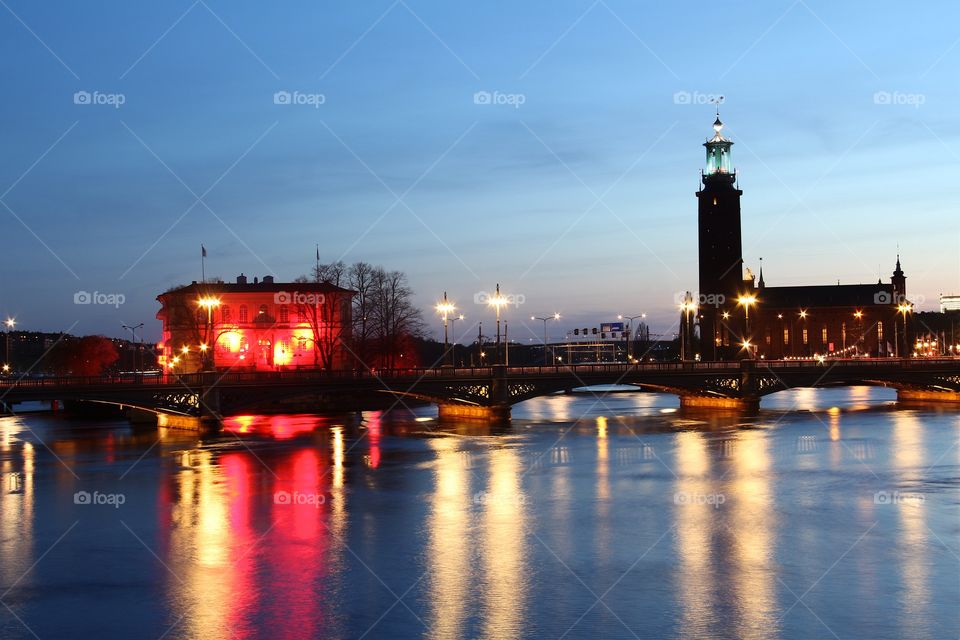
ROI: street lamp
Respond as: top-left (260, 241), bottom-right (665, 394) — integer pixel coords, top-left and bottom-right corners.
top-left (450, 313), bottom-right (464, 367)
top-left (896, 303), bottom-right (912, 357)
top-left (619, 313), bottom-right (646, 361)
top-left (435, 292), bottom-right (456, 366)
top-left (853, 310), bottom-right (863, 356)
top-left (488, 284), bottom-right (508, 365)
top-left (532, 313), bottom-right (561, 365)
top-left (197, 296), bottom-right (220, 371)
top-left (4, 317), bottom-right (15, 373)
top-left (122, 323), bottom-right (144, 373)
top-left (737, 294), bottom-right (757, 343)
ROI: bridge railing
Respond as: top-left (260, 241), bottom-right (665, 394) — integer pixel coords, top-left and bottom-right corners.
top-left (1, 357), bottom-right (958, 389)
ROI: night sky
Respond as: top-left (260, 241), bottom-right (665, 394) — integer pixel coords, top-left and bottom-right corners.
top-left (1, 1), bottom-right (957, 343)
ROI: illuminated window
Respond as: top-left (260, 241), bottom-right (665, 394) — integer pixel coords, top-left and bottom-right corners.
top-left (238, 305), bottom-right (248, 323)
top-left (783, 328), bottom-right (790, 345)
top-left (802, 328), bottom-right (808, 345)
top-left (765, 329), bottom-right (772, 345)
top-left (297, 306), bottom-right (306, 323)
top-left (877, 321), bottom-right (883, 340)
top-left (221, 305), bottom-right (231, 323)
top-left (297, 336), bottom-right (307, 351)
top-left (821, 326), bottom-right (828, 343)
top-left (841, 322), bottom-right (846, 344)
top-left (279, 305), bottom-right (289, 323)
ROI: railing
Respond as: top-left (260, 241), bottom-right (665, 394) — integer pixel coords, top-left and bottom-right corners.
top-left (1, 357), bottom-right (957, 390)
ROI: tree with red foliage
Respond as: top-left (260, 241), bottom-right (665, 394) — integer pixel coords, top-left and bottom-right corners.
top-left (49, 336), bottom-right (119, 376)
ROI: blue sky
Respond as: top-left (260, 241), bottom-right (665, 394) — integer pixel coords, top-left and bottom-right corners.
top-left (0, 0), bottom-right (957, 344)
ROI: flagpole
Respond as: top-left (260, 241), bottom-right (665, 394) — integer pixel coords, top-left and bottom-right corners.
top-left (201, 244), bottom-right (206, 283)
top-left (315, 244), bottom-right (320, 282)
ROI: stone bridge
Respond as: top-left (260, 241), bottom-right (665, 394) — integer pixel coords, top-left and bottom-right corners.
top-left (2, 358), bottom-right (959, 424)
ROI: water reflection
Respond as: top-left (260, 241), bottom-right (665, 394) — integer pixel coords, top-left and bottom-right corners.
top-left (0, 418), bottom-right (34, 611)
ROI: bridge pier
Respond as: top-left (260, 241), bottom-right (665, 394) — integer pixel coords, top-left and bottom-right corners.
top-left (679, 394), bottom-right (760, 413)
top-left (437, 403), bottom-right (511, 422)
top-left (897, 389), bottom-right (960, 404)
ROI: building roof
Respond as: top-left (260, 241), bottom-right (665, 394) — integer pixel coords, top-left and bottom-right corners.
top-left (757, 283), bottom-right (893, 308)
top-left (158, 279), bottom-right (356, 300)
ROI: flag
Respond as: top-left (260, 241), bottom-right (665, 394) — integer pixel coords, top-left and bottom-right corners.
top-left (202, 244), bottom-right (207, 258)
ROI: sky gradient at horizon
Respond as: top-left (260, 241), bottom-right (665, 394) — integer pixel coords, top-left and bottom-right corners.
top-left (1, 0), bottom-right (958, 344)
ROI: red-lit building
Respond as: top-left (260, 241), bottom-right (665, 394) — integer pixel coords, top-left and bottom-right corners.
top-left (156, 274), bottom-right (355, 372)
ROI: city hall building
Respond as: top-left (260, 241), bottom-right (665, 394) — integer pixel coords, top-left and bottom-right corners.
top-left (156, 274), bottom-right (354, 372)
top-left (691, 116), bottom-right (910, 360)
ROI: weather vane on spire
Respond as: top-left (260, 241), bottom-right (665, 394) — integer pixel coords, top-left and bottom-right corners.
top-left (710, 95), bottom-right (725, 117)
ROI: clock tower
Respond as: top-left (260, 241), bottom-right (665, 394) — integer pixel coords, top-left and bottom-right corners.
top-left (696, 116), bottom-right (744, 360)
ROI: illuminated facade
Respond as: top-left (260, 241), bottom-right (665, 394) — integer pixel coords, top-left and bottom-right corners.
top-left (156, 274), bottom-right (355, 372)
top-left (694, 116), bottom-right (911, 360)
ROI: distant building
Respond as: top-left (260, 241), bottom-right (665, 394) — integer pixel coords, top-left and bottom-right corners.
top-left (156, 274), bottom-right (355, 372)
top-left (941, 294), bottom-right (960, 313)
top-left (693, 116), bottom-right (911, 360)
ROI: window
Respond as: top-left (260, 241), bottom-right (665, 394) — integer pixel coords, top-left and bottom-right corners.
top-left (802, 328), bottom-right (808, 345)
top-left (239, 305), bottom-right (248, 323)
top-left (841, 322), bottom-right (846, 345)
top-left (783, 328), bottom-right (790, 345)
top-left (279, 305), bottom-right (289, 323)
top-left (821, 326), bottom-right (828, 343)
top-left (258, 304), bottom-right (268, 317)
top-left (877, 321), bottom-right (883, 340)
top-left (221, 305), bottom-right (231, 323)
top-left (297, 306), bottom-right (306, 323)
top-left (765, 329), bottom-right (772, 345)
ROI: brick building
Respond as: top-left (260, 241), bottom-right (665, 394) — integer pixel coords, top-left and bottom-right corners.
top-left (692, 115), bottom-right (911, 360)
top-left (156, 274), bottom-right (355, 372)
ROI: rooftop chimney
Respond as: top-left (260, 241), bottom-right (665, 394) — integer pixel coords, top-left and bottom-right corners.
top-left (236, 273), bottom-right (247, 284)
top-left (263, 275), bottom-right (274, 284)
top-left (254, 276), bottom-right (259, 284)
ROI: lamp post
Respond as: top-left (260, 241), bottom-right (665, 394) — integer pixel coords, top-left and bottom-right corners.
top-left (798, 310), bottom-right (808, 357)
top-left (488, 284), bottom-right (507, 365)
top-left (896, 303), bottom-right (912, 358)
top-left (197, 297), bottom-right (220, 371)
top-left (618, 313), bottom-right (646, 361)
top-left (532, 313), bottom-right (560, 365)
top-left (122, 323), bottom-right (144, 373)
top-left (450, 313), bottom-right (464, 367)
top-left (4, 317), bottom-right (15, 372)
top-left (435, 292), bottom-right (456, 366)
top-left (853, 310), bottom-right (863, 356)
top-left (737, 294), bottom-right (757, 355)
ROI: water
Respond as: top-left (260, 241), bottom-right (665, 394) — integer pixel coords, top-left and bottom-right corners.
top-left (1, 387), bottom-right (958, 639)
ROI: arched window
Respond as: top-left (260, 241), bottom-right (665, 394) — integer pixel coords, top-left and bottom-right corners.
top-left (279, 305), bottom-right (289, 323)
top-left (221, 305), bottom-right (231, 323)
top-left (239, 305), bottom-right (248, 323)
top-left (258, 304), bottom-right (268, 317)
top-left (297, 306), bottom-right (306, 323)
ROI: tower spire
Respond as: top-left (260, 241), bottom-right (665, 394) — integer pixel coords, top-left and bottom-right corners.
top-left (758, 257), bottom-right (765, 288)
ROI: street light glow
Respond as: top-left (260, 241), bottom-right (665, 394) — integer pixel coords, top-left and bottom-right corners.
top-left (4, 318), bottom-right (15, 329)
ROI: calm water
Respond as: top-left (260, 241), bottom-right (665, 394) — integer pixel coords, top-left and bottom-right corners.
top-left (1, 388), bottom-right (958, 639)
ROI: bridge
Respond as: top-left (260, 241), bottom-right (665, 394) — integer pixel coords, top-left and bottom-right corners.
top-left (2, 358), bottom-right (959, 425)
